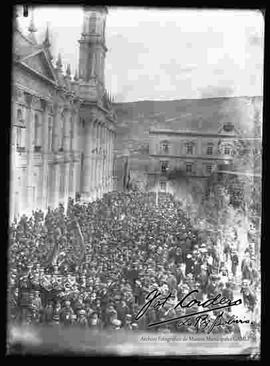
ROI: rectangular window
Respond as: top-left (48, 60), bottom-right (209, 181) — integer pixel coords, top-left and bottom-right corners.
top-left (186, 143), bottom-right (194, 155)
top-left (16, 127), bottom-right (22, 148)
top-left (186, 164), bottom-right (192, 173)
top-left (206, 165), bottom-right (212, 173)
top-left (160, 181), bottom-right (167, 191)
top-left (224, 147), bottom-right (231, 155)
top-left (48, 117), bottom-right (53, 152)
top-left (161, 161), bottom-right (169, 173)
top-left (161, 142), bottom-right (169, 153)
top-left (207, 145), bottom-right (213, 155)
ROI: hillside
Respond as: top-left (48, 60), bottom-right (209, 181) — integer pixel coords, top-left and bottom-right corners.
top-left (113, 96), bottom-right (262, 159)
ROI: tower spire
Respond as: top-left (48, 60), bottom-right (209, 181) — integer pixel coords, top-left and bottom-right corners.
top-left (66, 64), bottom-right (71, 77)
top-left (28, 7), bottom-right (37, 44)
top-left (79, 7), bottom-right (108, 84)
top-left (56, 53), bottom-right (63, 70)
top-left (43, 23), bottom-right (53, 61)
top-left (74, 69), bottom-right (79, 81)
top-left (43, 23), bottom-right (51, 48)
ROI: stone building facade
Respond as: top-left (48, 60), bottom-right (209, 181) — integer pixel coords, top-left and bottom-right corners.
top-left (148, 122), bottom-right (241, 193)
top-left (10, 6), bottom-right (117, 221)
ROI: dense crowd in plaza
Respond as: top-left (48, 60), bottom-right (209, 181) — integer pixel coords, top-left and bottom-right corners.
top-left (8, 191), bottom-right (260, 335)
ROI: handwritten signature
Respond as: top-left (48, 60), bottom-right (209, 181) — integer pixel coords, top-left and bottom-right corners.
top-left (135, 289), bottom-right (248, 333)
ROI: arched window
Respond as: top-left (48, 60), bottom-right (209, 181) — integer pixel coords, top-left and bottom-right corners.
top-left (224, 146), bottom-right (231, 155)
top-left (159, 181), bottom-right (167, 191)
top-left (59, 115), bottom-right (64, 151)
top-left (17, 109), bottom-right (23, 123)
top-left (16, 109), bottom-right (25, 151)
top-left (160, 140), bottom-right (169, 153)
top-left (70, 117), bottom-right (73, 151)
top-left (48, 117), bottom-right (53, 152)
top-left (161, 160), bottom-right (169, 173)
top-left (34, 113), bottom-right (42, 151)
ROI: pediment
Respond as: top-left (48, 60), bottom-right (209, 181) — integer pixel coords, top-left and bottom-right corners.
top-left (20, 50), bottom-right (56, 83)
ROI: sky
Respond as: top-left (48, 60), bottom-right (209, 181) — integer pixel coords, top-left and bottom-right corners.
top-left (16, 6), bottom-right (264, 103)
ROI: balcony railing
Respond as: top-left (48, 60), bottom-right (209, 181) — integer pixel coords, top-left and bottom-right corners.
top-left (16, 146), bottom-right (26, 153)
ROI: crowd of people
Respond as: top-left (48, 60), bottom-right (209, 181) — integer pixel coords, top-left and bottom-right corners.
top-left (8, 191), bottom-right (260, 335)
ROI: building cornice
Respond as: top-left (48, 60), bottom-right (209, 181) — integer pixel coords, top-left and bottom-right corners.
top-left (150, 153), bottom-right (233, 161)
top-left (15, 60), bottom-right (57, 87)
top-left (149, 129), bottom-right (239, 139)
top-left (13, 83), bottom-right (54, 104)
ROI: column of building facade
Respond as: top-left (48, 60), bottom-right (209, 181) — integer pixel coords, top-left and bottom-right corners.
top-left (25, 94), bottom-right (36, 215)
top-left (49, 105), bottom-right (58, 207)
top-left (46, 107), bottom-right (54, 209)
top-left (99, 123), bottom-right (104, 198)
top-left (108, 129), bottom-right (113, 191)
top-left (108, 128), bottom-right (112, 192)
top-left (81, 118), bottom-right (93, 201)
top-left (87, 121), bottom-right (94, 201)
top-left (107, 128), bottom-right (111, 192)
top-left (91, 121), bottom-right (98, 201)
top-left (95, 122), bottom-right (101, 199)
top-left (10, 99), bottom-right (18, 221)
top-left (51, 104), bottom-right (63, 208)
top-left (101, 124), bottom-right (106, 195)
top-left (103, 124), bottom-right (108, 195)
top-left (72, 113), bottom-right (80, 197)
top-left (63, 107), bottom-right (71, 209)
top-left (109, 130), bottom-right (113, 191)
top-left (106, 127), bottom-right (110, 193)
top-left (93, 122), bottom-right (99, 199)
top-left (68, 110), bottom-right (73, 200)
top-left (103, 126), bottom-right (107, 194)
top-left (39, 100), bottom-right (49, 212)
top-left (106, 127), bottom-right (111, 193)
top-left (68, 109), bottom-right (75, 200)
top-left (105, 128), bottom-right (109, 193)
top-left (94, 121), bottom-right (99, 200)
top-left (97, 123), bottom-right (102, 198)
top-left (111, 130), bottom-right (115, 191)
top-left (112, 130), bottom-right (116, 191)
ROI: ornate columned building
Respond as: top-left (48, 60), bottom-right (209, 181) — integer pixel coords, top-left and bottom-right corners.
top-left (10, 6), bottom-right (117, 221)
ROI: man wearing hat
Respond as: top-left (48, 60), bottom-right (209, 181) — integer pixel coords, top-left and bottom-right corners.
top-left (17, 274), bottom-right (33, 323)
top-left (123, 314), bottom-right (133, 330)
top-left (77, 309), bottom-right (88, 327)
top-left (111, 319), bottom-right (122, 330)
top-left (231, 249), bottom-right (239, 277)
top-left (42, 301), bottom-right (54, 324)
top-left (60, 300), bottom-right (75, 327)
top-left (31, 290), bottom-right (43, 323)
top-left (88, 312), bottom-right (101, 329)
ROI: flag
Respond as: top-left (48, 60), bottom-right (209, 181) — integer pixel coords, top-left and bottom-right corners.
top-left (46, 239), bottom-right (60, 266)
top-left (123, 155), bottom-right (131, 191)
top-left (74, 220), bottom-right (85, 264)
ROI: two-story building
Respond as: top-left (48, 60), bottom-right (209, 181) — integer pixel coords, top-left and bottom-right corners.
top-left (148, 122), bottom-right (241, 193)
